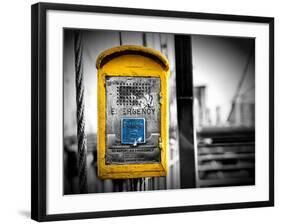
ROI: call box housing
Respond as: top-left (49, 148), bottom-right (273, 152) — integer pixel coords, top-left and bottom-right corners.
top-left (96, 45), bottom-right (169, 179)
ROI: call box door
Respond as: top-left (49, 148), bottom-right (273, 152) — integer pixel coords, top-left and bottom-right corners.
top-left (105, 76), bottom-right (161, 164)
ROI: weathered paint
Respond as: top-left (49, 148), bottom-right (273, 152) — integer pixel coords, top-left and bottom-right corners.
top-left (96, 45), bottom-right (169, 179)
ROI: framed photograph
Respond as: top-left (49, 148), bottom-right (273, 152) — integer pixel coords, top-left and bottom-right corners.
top-left (31, 2), bottom-right (274, 222)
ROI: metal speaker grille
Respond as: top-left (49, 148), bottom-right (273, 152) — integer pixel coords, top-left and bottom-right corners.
top-left (116, 82), bottom-right (151, 106)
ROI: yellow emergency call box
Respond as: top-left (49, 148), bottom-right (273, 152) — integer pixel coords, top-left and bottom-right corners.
top-left (96, 45), bottom-right (169, 179)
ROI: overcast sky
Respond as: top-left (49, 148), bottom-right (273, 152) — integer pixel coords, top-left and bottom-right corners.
top-left (192, 35), bottom-right (255, 124)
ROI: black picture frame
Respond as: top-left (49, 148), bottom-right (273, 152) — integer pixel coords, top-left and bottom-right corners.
top-left (31, 2), bottom-right (274, 222)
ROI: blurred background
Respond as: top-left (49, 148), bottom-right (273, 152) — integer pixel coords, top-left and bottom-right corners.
top-left (192, 36), bottom-right (255, 187)
top-left (63, 29), bottom-right (255, 194)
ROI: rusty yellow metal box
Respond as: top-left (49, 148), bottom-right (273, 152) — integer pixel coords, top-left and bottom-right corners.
top-left (96, 45), bottom-right (169, 179)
